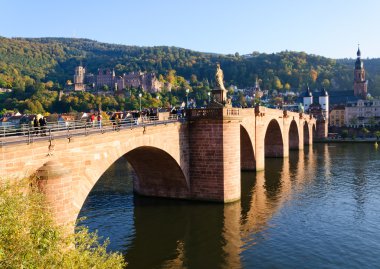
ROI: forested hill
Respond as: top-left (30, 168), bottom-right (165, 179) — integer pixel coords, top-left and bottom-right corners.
top-left (1, 36), bottom-right (380, 95)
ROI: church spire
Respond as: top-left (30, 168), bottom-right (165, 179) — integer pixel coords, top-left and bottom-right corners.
top-left (357, 43), bottom-right (361, 57)
top-left (355, 44), bottom-right (363, 70)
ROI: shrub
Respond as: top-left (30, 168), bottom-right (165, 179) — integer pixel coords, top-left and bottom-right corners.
top-left (0, 179), bottom-right (126, 268)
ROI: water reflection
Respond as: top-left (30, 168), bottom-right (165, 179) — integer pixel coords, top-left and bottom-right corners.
top-left (79, 144), bottom-right (380, 269)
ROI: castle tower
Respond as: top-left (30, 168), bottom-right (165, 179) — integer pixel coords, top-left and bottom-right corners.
top-left (74, 65), bottom-right (86, 91)
top-left (353, 45), bottom-right (368, 98)
top-left (302, 84), bottom-right (313, 111)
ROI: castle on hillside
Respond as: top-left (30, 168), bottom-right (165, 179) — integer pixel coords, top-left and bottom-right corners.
top-left (73, 65), bottom-right (163, 93)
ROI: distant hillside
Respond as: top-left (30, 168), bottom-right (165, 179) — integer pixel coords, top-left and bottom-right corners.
top-left (3, 37), bottom-right (380, 94)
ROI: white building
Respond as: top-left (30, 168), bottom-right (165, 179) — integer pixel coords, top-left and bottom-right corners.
top-left (345, 99), bottom-right (380, 127)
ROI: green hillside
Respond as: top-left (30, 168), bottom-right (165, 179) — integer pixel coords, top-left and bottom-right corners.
top-left (2, 36), bottom-right (375, 91)
top-left (1, 36), bottom-right (380, 114)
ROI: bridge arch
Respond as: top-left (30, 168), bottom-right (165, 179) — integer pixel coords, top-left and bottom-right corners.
top-left (264, 119), bottom-right (284, 158)
top-left (125, 146), bottom-right (189, 197)
top-left (289, 120), bottom-right (300, 150)
top-left (26, 123), bottom-right (190, 226)
top-left (240, 125), bottom-right (256, 170)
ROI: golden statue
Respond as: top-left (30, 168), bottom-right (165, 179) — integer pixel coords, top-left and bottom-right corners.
top-left (215, 63), bottom-right (226, 91)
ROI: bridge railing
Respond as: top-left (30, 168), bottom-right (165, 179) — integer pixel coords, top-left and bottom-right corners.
top-left (0, 115), bottom-right (182, 146)
top-left (187, 108), bottom-right (241, 120)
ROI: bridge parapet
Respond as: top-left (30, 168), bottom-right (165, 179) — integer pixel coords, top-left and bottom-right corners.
top-left (187, 108), bottom-right (241, 120)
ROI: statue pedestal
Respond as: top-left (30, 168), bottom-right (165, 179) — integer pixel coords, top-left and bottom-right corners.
top-left (211, 87), bottom-right (227, 104)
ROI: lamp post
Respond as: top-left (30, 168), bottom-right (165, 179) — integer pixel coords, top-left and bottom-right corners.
top-left (138, 93), bottom-right (142, 113)
top-left (156, 95), bottom-right (160, 116)
top-left (208, 91), bottom-right (211, 103)
top-left (186, 88), bottom-right (190, 109)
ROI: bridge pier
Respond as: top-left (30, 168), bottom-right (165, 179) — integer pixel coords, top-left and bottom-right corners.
top-left (37, 161), bottom-right (76, 228)
top-left (255, 120), bottom-right (266, 171)
top-left (188, 108), bottom-right (241, 202)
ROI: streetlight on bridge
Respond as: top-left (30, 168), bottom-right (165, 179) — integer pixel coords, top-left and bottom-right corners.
top-left (208, 91), bottom-right (211, 103)
top-left (139, 93), bottom-right (142, 113)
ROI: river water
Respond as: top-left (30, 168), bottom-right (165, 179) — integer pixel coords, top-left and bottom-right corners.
top-left (79, 144), bottom-right (380, 269)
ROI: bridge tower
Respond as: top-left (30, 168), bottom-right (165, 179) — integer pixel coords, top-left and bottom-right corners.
top-left (316, 88), bottom-right (329, 139)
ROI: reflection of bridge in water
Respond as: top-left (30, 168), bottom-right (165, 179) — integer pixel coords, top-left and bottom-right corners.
top-left (0, 106), bottom-right (320, 227)
top-left (92, 147), bottom-right (318, 269)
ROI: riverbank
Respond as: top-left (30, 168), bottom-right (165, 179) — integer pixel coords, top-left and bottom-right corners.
top-left (314, 138), bottom-right (379, 143)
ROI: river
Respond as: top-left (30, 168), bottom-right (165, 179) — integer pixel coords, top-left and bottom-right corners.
top-left (79, 143), bottom-right (380, 269)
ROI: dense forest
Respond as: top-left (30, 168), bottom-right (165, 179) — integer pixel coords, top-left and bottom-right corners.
top-left (1, 36), bottom-right (380, 114)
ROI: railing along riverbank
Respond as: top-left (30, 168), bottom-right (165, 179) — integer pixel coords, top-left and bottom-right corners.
top-left (0, 115), bottom-right (182, 146)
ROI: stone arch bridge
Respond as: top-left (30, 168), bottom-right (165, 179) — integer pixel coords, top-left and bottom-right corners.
top-left (0, 107), bottom-right (317, 225)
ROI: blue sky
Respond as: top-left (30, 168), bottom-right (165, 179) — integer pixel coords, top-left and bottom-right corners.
top-left (2, 0), bottom-right (380, 58)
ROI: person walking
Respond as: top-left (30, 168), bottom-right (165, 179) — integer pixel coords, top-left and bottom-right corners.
top-left (97, 113), bottom-right (102, 129)
top-left (39, 116), bottom-right (47, 136)
top-left (33, 117), bottom-right (39, 136)
top-left (90, 114), bottom-right (95, 128)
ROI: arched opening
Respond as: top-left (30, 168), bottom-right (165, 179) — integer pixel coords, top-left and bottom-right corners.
top-left (304, 122), bottom-right (310, 145)
top-left (126, 146), bottom-right (189, 198)
top-left (289, 120), bottom-right (299, 150)
top-left (77, 146), bottom-right (189, 250)
top-left (76, 146), bottom-right (190, 255)
top-left (264, 119), bottom-right (284, 158)
top-left (240, 125), bottom-right (256, 170)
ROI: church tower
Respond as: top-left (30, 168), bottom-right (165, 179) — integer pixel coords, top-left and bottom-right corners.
top-left (353, 45), bottom-right (368, 98)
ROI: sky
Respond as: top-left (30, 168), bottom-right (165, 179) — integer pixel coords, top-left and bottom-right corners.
top-left (2, 0), bottom-right (380, 59)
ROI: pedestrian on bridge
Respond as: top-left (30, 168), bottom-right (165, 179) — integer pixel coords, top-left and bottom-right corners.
top-left (33, 117), bottom-right (39, 136)
top-left (97, 113), bottom-right (102, 129)
top-left (39, 116), bottom-right (47, 136)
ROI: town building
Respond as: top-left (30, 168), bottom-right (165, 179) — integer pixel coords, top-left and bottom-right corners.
top-left (345, 99), bottom-right (380, 127)
top-left (329, 105), bottom-right (345, 127)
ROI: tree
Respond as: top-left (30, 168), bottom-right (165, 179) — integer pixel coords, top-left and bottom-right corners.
top-left (309, 69), bottom-right (318, 83)
top-left (322, 79), bottom-right (330, 88)
top-left (368, 116), bottom-right (377, 127)
top-left (362, 127), bottom-right (370, 138)
top-left (190, 74), bottom-right (198, 85)
top-left (341, 129), bottom-right (349, 139)
top-left (0, 178), bottom-right (126, 268)
top-left (273, 76), bottom-right (283, 90)
top-left (349, 116), bottom-right (358, 126)
top-left (374, 131), bottom-right (380, 141)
